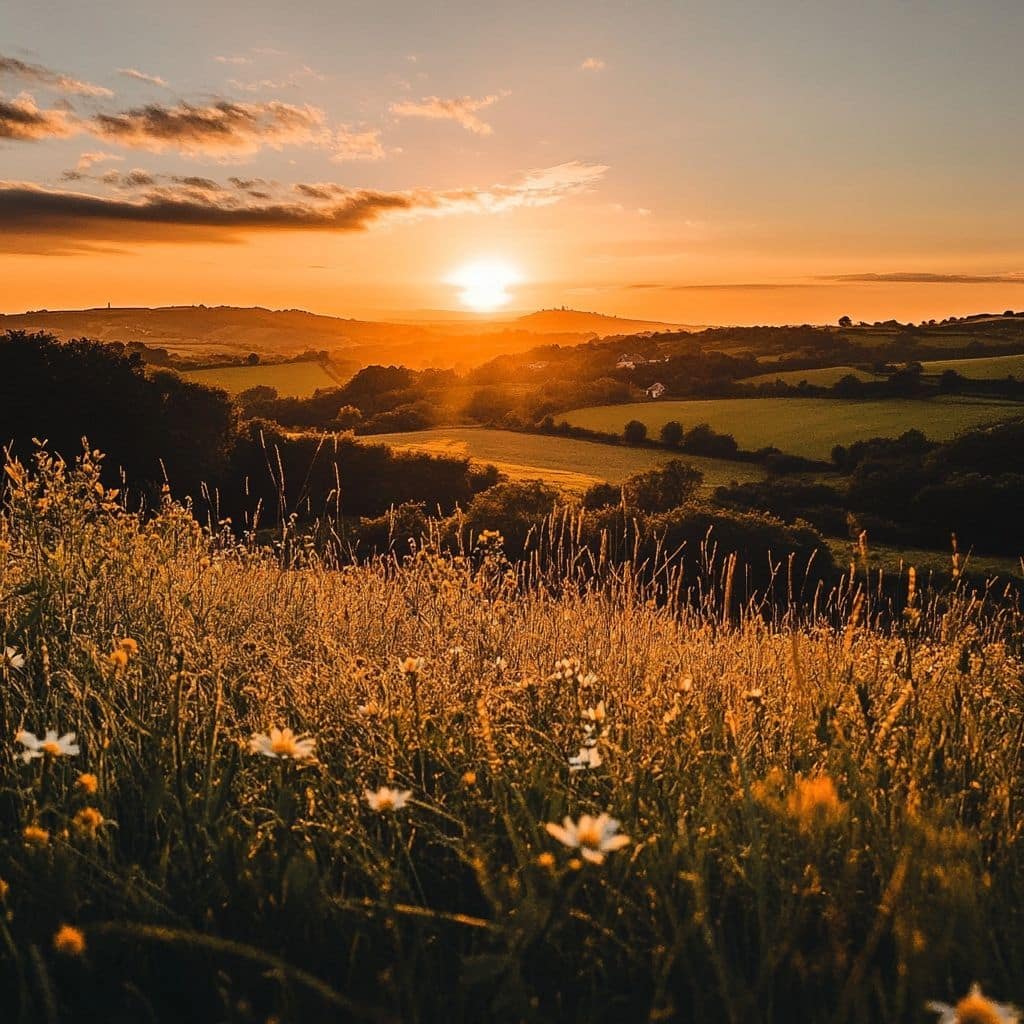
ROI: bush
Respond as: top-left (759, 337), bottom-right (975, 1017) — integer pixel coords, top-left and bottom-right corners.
top-left (623, 419), bottom-right (648, 444)
top-left (621, 459), bottom-right (703, 513)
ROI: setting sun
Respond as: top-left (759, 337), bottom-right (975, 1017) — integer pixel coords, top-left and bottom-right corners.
top-left (447, 260), bottom-right (523, 312)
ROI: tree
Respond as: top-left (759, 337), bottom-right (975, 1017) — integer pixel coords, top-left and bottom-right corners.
top-left (621, 459), bottom-right (704, 513)
top-left (246, 352), bottom-right (260, 366)
top-left (623, 419), bottom-right (648, 444)
top-left (659, 420), bottom-right (684, 448)
top-left (838, 315), bottom-right (853, 328)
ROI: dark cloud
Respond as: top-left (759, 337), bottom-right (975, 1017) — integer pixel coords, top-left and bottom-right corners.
top-left (0, 95), bottom-right (77, 140)
top-left (0, 162), bottom-right (607, 249)
top-left (92, 99), bottom-right (328, 155)
top-left (0, 54), bottom-right (112, 97)
top-left (0, 181), bottom-right (412, 245)
top-left (822, 272), bottom-right (1024, 285)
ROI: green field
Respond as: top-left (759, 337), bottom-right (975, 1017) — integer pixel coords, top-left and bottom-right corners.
top-left (920, 352), bottom-right (1024, 379)
top-left (181, 359), bottom-right (341, 397)
top-left (362, 426), bottom-right (765, 492)
top-left (743, 365), bottom-right (880, 387)
top-left (563, 396), bottom-right (1024, 459)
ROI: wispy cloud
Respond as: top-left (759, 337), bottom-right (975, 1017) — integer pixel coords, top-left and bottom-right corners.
top-left (389, 91), bottom-right (508, 135)
top-left (92, 100), bottom-right (329, 156)
top-left (331, 126), bottom-right (385, 161)
top-left (117, 68), bottom-right (168, 88)
top-left (0, 54), bottom-right (112, 97)
top-left (0, 94), bottom-right (78, 141)
top-left (580, 57), bottom-right (606, 71)
top-left (214, 55), bottom-right (251, 66)
top-left (0, 161), bottom-right (607, 250)
top-left (73, 150), bottom-right (123, 172)
top-left (822, 272), bottom-right (1024, 284)
top-left (629, 281), bottom-right (819, 291)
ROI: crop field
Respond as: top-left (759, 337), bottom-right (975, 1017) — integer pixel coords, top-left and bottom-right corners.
top-left (181, 359), bottom-right (342, 397)
top-left (742, 365), bottom-right (881, 387)
top-left (2, 452), bottom-right (1024, 1022)
top-left (563, 396), bottom-right (1024, 459)
top-left (362, 426), bottom-right (766, 492)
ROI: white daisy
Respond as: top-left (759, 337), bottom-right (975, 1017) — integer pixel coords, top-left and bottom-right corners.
top-left (545, 812), bottom-right (630, 864)
top-left (927, 983), bottom-right (1019, 1023)
top-left (3, 647), bottom-right (25, 671)
top-left (249, 727), bottom-right (316, 761)
top-left (364, 786), bottom-right (412, 812)
top-left (15, 729), bottom-right (80, 764)
top-left (568, 746), bottom-right (603, 772)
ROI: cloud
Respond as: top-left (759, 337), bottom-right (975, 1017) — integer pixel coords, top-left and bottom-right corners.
top-left (61, 151), bottom-right (124, 178)
top-left (389, 92), bottom-right (508, 135)
top-left (214, 55), bottom-right (251, 65)
top-left (331, 126), bottom-right (385, 161)
top-left (0, 94), bottom-right (78, 141)
top-left (628, 281), bottom-right (817, 291)
top-left (0, 161), bottom-right (607, 249)
top-left (91, 99), bottom-right (329, 156)
top-left (117, 68), bottom-right (168, 87)
top-left (822, 272), bottom-right (1024, 284)
top-left (580, 57), bottom-right (606, 71)
top-left (0, 54), bottom-right (112, 97)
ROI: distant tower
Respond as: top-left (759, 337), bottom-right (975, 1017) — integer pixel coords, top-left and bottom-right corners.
top-left (107, 301), bottom-right (111, 309)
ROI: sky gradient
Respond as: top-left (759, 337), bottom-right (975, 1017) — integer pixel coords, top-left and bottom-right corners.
top-left (3, 0), bottom-right (1024, 325)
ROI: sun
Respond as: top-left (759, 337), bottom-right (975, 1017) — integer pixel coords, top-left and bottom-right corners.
top-left (447, 259), bottom-right (522, 312)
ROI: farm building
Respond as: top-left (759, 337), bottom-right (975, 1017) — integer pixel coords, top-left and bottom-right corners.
top-left (646, 382), bottom-right (667, 399)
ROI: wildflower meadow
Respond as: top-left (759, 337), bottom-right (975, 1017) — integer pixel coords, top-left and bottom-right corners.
top-left (1, 447), bottom-right (1022, 1022)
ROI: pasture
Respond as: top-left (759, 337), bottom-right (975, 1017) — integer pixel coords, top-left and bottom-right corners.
top-left (362, 426), bottom-right (766, 492)
top-left (742, 365), bottom-right (880, 387)
top-left (181, 359), bottom-right (342, 397)
top-left (920, 351), bottom-right (1024, 379)
top-left (563, 396), bottom-right (1024, 459)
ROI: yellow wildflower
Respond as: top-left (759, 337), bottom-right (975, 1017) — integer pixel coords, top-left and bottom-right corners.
top-left (53, 925), bottom-right (86, 957)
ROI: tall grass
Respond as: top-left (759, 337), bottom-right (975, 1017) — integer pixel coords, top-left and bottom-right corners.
top-left (1, 446), bottom-right (1022, 1022)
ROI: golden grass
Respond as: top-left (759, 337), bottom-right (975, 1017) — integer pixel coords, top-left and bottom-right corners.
top-left (0, 448), bottom-right (1022, 1021)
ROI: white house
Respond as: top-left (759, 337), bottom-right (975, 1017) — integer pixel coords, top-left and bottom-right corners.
top-left (645, 382), bottom-right (667, 399)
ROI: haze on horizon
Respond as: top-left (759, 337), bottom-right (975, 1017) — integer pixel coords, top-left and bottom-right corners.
top-left (2, 0), bottom-right (1024, 327)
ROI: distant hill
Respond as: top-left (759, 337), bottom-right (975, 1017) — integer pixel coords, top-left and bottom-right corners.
top-left (515, 308), bottom-right (692, 334)
top-left (0, 304), bottom-right (691, 370)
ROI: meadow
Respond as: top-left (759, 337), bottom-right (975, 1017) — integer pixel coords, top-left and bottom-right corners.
top-left (919, 352), bottom-right (1024, 379)
top-left (1, 448), bottom-right (1023, 1023)
top-left (181, 359), bottom-right (342, 397)
top-left (563, 396), bottom-right (1024, 460)
top-left (742, 366), bottom-right (881, 387)
top-left (361, 427), bottom-right (766, 493)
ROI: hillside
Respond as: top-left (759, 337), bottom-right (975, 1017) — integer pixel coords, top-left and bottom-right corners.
top-left (0, 304), bottom-right (686, 370)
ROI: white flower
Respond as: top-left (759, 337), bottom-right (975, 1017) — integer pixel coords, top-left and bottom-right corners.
top-left (249, 727), bottom-right (316, 761)
top-left (15, 729), bottom-right (79, 764)
top-left (927, 984), bottom-right (1019, 1023)
top-left (568, 746), bottom-right (603, 772)
top-left (3, 647), bottom-right (25, 671)
top-left (581, 700), bottom-right (606, 724)
top-left (545, 812), bottom-right (630, 864)
top-left (365, 786), bottom-right (412, 812)
top-left (494, 657), bottom-right (508, 672)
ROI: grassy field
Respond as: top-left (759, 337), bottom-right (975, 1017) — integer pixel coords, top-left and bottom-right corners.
top-left (2, 452), bottom-right (1023, 1022)
top-left (920, 352), bottom-right (1024, 379)
top-left (362, 426), bottom-right (766, 492)
top-left (563, 396), bottom-right (1024, 459)
top-left (181, 359), bottom-right (342, 397)
top-left (742, 365), bottom-right (880, 387)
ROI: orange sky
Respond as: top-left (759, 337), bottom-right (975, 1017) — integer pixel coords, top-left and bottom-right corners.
top-left (3, 1), bottom-right (1024, 326)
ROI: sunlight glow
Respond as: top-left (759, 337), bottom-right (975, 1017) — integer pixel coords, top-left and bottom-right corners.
top-left (447, 259), bottom-right (522, 312)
